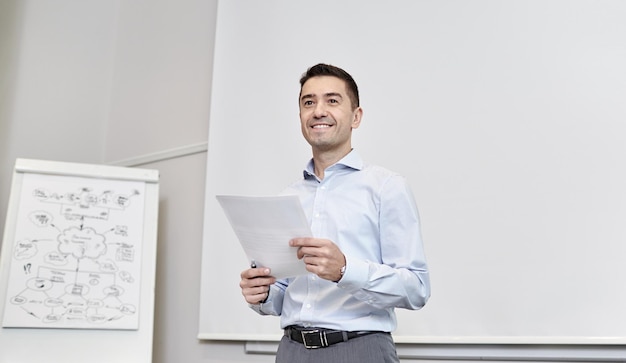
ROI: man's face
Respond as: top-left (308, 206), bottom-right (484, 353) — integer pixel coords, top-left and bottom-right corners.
top-left (299, 76), bottom-right (362, 154)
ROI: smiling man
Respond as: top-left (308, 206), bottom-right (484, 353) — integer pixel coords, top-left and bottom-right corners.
top-left (298, 73), bottom-right (362, 175)
top-left (239, 64), bottom-right (431, 363)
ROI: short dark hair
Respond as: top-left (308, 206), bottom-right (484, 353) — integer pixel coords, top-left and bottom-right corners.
top-left (299, 63), bottom-right (360, 109)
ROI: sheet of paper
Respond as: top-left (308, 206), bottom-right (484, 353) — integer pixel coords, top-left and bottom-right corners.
top-left (216, 195), bottom-right (311, 279)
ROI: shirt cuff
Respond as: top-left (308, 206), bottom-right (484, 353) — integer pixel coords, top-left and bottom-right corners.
top-left (336, 255), bottom-right (369, 291)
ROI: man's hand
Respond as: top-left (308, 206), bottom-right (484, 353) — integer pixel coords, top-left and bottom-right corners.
top-left (290, 237), bottom-right (346, 282)
top-left (240, 267), bottom-right (275, 304)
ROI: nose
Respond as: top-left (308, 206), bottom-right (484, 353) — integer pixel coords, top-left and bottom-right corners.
top-left (313, 102), bottom-right (327, 118)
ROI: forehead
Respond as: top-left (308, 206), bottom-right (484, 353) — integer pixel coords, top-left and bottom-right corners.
top-left (300, 76), bottom-right (348, 97)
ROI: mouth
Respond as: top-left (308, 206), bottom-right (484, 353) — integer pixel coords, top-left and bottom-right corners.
top-left (310, 120), bottom-right (334, 129)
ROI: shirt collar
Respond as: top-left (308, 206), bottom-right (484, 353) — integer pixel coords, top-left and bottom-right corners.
top-left (303, 149), bottom-right (364, 179)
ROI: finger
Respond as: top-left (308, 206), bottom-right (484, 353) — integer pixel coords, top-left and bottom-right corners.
top-left (303, 255), bottom-right (333, 269)
top-left (243, 285), bottom-right (271, 304)
top-left (240, 267), bottom-right (272, 279)
top-left (290, 237), bottom-right (319, 247)
top-left (240, 276), bottom-right (274, 290)
top-left (296, 245), bottom-right (324, 259)
top-left (244, 291), bottom-right (269, 304)
top-left (242, 284), bottom-right (269, 296)
top-left (296, 247), bottom-right (306, 259)
top-left (253, 293), bottom-right (269, 304)
top-left (302, 255), bottom-right (317, 266)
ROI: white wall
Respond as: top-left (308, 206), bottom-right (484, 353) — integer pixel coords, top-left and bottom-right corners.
top-left (104, 0), bottom-right (214, 161)
top-left (201, 0), bottom-right (626, 346)
top-left (1, 1), bottom-right (624, 362)
top-left (0, 0), bottom-right (115, 235)
top-left (1, 1), bottom-right (273, 362)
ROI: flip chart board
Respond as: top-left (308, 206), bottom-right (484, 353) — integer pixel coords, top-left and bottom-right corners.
top-left (0, 158), bottom-right (159, 362)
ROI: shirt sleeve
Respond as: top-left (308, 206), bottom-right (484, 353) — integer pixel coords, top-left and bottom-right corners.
top-left (336, 175), bottom-right (431, 310)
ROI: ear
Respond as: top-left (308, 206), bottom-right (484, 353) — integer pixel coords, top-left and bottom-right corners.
top-left (351, 107), bottom-right (363, 129)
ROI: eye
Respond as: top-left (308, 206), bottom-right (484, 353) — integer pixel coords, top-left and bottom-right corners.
top-left (303, 100), bottom-right (314, 107)
top-left (328, 98), bottom-right (339, 104)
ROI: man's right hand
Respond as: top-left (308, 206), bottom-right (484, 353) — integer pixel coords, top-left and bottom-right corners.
top-left (240, 267), bottom-right (275, 304)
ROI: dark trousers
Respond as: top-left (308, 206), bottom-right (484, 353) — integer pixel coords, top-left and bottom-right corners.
top-left (275, 332), bottom-right (400, 363)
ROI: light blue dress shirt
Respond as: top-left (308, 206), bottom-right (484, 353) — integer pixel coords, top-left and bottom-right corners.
top-left (251, 150), bottom-right (430, 332)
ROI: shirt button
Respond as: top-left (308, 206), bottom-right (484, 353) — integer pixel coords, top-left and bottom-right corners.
top-left (306, 304), bottom-right (311, 309)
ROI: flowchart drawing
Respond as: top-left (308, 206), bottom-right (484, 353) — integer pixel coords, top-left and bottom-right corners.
top-left (2, 172), bottom-right (146, 330)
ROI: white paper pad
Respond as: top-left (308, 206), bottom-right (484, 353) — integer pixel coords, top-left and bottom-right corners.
top-left (216, 195), bottom-right (311, 279)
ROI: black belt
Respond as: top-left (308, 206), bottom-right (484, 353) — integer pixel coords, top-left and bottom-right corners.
top-left (284, 326), bottom-right (381, 349)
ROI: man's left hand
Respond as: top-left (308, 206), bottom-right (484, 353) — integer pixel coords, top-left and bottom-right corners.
top-left (290, 237), bottom-right (346, 282)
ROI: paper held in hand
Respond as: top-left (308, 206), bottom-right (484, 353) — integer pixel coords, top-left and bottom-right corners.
top-left (216, 195), bottom-right (311, 279)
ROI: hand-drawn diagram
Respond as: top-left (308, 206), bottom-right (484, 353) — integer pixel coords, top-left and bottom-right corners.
top-left (2, 173), bottom-right (146, 330)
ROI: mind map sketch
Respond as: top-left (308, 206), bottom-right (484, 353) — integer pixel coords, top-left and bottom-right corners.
top-left (2, 172), bottom-right (146, 330)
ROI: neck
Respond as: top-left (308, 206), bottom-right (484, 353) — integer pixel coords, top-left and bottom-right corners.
top-left (312, 147), bottom-right (352, 179)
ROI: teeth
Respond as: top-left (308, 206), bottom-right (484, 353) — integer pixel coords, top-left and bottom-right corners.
top-left (312, 125), bottom-right (330, 128)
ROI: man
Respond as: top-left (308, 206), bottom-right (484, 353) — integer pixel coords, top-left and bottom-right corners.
top-left (239, 63), bottom-right (430, 363)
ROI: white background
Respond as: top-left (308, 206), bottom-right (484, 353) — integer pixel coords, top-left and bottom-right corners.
top-left (200, 0), bottom-right (626, 344)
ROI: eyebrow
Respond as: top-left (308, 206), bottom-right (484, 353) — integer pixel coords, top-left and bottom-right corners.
top-left (300, 92), bottom-right (344, 102)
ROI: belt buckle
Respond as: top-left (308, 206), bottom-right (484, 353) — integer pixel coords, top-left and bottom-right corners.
top-left (301, 329), bottom-right (327, 349)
